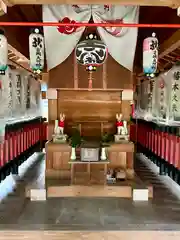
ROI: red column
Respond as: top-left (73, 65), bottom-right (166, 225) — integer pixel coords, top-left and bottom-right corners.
top-left (38, 123), bottom-right (40, 142)
top-left (27, 125), bottom-right (31, 148)
top-left (31, 125), bottom-right (34, 146)
top-left (0, 143), bottom-right (4, 167)
top-left (142, 123), bottom-right (146, 147)
top-left (157, 130), bottom-right (161, 157)
top-left (148, 126), bottom-right (152, 151)
top-left (20, 129), bottom-right (24, 154)
top-left (161, 131), bottom-right (166, 160)
top-left (173, 135), bottom-right (178, 168)
top-left (4, 133), bottom-right (9, 164)
top-left (145, 125), bottom-right (149, 149)
top-left (175, 137), bottom-right (180, 170)
top-left (13, 131), bottom-right (17, 159)
top-left (151, 128), bottom-right (155, 153)
top-left (17, 130), bottom-right (21, 156)
top-left (165, 131), bottom-right (170, 163)
top-left (23, 127), bottom-right (27, 151)
top-left (29, 125), bottom-right (32, 147)
top-left (35, 124), bottom-right (38, 143)
top-left (9, 132), bottom-right (14, 160)
top-left (154, 129), bottom-right (158, 155)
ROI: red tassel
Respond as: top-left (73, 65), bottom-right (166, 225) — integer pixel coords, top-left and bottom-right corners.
top-left (88, 71), bottom-right (93, 91)
top-left (88, 79), bottom-right (92, 90)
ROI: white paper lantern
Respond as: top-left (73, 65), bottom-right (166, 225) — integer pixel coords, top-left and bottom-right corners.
top-left (29, 28), bottom-right (44, 73)
top-left (75, 38), bottom-right (108, 66)
top-left (143, 33), bottom-right (158, 75)
top-left (0, 33), bottom-right (8, 75)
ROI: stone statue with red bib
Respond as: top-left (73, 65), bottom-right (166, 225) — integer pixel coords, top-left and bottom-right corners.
top-left (114, 113), bottom-right (129, 142)
top-left (54, 113), bottom-right (65, 135)
top-left (116, 113), bottom-right (125, 135)
top-left (53, 113), bottom-right (67, 143)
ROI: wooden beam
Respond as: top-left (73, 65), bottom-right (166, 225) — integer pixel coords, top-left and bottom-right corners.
top-left (7, 0), bottom-right (180, 7)
top-left (0, 7), bottom-right (30, 57)
top-left (0, 1), bottom-right (7, 16)
top-left (19, 5), bottom-right (40, 22)
top-left (159, 30), bottom-right (180, 59)
top-left (42, 72), bottom-right (49, 83)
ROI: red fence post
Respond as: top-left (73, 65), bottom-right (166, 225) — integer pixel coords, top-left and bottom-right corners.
top-left (0, 143), bottom-right (4, 167)
top-left (20, 128), bottom-right (24, 154)
top-left (27, 125), bottom-right (30, 149)
top-left (154, 127), bottom-right (158, 156)
top-left (4, 133), bottom-right (9, 165)
top-left (9, 132), bottom-right (14, 161)
top-left (151, 127), bottom-right (154, 154)
top-left (176, 137), bottom-right (180, 170)
top-left (165, 130), bottom-right (169, 164)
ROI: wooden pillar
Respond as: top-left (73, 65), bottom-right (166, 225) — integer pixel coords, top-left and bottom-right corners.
top-left (47, 88), bottom-right (58, 140)
top-left (42, 72), bottom-right (49, 84)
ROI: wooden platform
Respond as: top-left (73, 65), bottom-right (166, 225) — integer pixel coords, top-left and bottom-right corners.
top-left (46, 177), bottom-right (153, 198)
top-left (1, 231), bottom-right (180, 240)
top-left (25, 176), bottom-right (153, 199)
top-left (47, 185), bottom-right (132, 198)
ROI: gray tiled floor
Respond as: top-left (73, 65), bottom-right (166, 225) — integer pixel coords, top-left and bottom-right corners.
top-left (0, 153), bottom-right (180, 230)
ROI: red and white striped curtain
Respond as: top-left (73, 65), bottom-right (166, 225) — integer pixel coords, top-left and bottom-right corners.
top-left (43, 5), bottom-right (139, 71)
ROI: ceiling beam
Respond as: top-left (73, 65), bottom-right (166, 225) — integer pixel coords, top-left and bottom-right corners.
top-left (159, 29), bottom-right (180, 58)
top-left (0, 7), bottom-right (30, 57)
top-left (5, 0), bottom-right (180, 7)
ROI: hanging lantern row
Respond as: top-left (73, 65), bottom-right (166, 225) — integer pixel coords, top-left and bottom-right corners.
top-left (143, 32), bottom-right (158, 76)
top-left (0, 31), bottom-right (8, 75)
top-left (29, 28), bottom-right (44, 74)
top-left (0, 29), bottom-right (159, 77)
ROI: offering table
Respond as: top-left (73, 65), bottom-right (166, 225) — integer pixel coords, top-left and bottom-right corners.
top-left (45, 140), bottom-right (134, 181)
top-left (45, 140), bottom-right (153, 199)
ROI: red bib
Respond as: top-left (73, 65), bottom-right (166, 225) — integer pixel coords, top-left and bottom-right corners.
top-left (58, 120), bottom-right (64, 128)
top-left (116, 121), bottom-right (123, 127)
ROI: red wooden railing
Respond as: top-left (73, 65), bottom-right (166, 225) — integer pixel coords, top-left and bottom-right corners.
top-left (130, 120), bottom-right (180, 179)
top-left (0, 118), bottom-right (47, 169)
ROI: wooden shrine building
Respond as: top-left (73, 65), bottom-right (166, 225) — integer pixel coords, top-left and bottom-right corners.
top-left (0, 0), bottom-right (179, 239)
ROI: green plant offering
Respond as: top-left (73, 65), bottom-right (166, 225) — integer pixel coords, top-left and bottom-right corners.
top-left (101, 132), bottom-right (112, 146)
top-left (70, 128), bottom-right (81, 148)
top-left (101, 132), bottom-right (109, 143)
